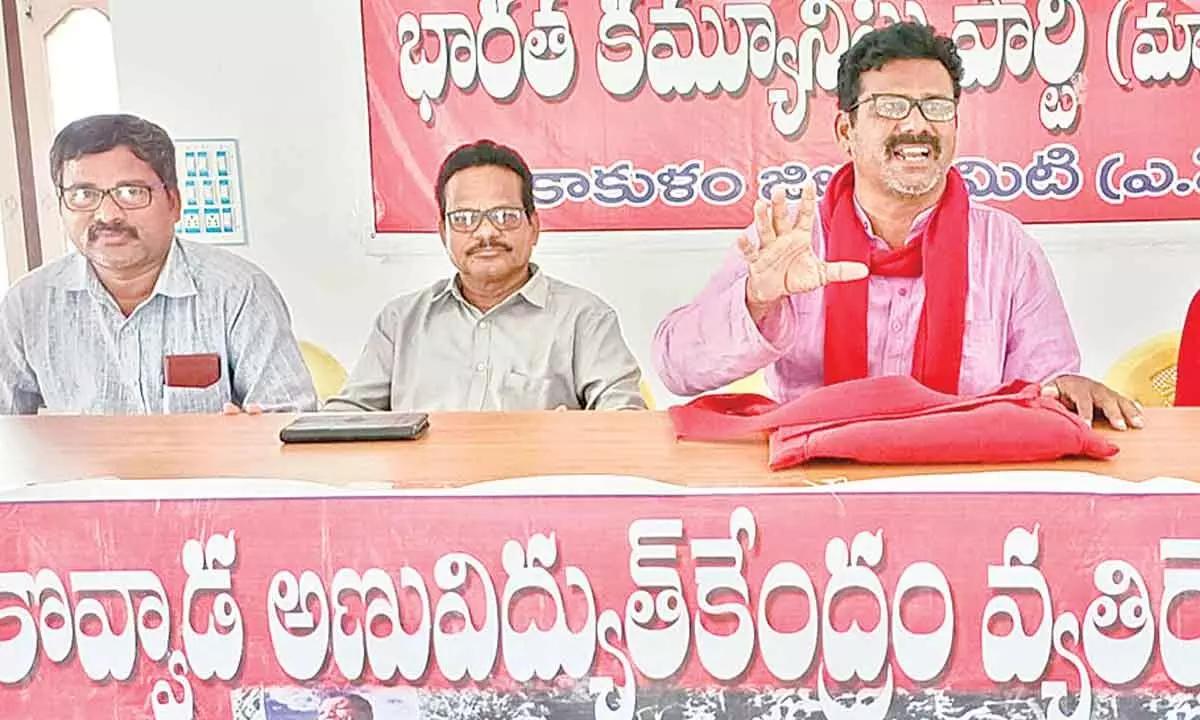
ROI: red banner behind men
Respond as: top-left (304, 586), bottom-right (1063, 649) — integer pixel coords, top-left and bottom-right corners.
top-left (4, 490), bottom-right (1200, 718)
top-left (360, 0), bottom-right (1200, 234)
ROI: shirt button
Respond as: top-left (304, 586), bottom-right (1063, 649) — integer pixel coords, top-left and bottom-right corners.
top-left (475, 363), bottom-right (486, 372)
top-left (892, 321), bottom-right (903, 333)
top-left (478, 320), bottom-right (488, 328)
top-left (898, 288), bottom-right (908, 297)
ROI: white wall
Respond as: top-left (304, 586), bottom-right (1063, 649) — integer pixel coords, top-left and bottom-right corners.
top-left (108, 0), bottom-right (1199, 406)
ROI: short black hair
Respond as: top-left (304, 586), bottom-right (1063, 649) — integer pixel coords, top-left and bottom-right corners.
top-left (50, 113), bottom-right (178, 190)
top-left (435, 139), bottom-right (535, 217)
top-left (836, 22), bottom-right (964, 114)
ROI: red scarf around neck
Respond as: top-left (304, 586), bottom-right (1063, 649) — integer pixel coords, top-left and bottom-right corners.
top-left (820, 163), bottom-right (971, 394)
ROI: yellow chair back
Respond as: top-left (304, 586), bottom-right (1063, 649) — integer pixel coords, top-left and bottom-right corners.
top-left (639, 378), bottom-right (656, 410)
top-left (299, 340), bottom-right (349, 403)
top-left (1103, 331), bottom-right (1181, 407)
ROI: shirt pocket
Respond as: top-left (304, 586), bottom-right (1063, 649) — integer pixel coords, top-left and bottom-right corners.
top-left (501, 370), bottom-right (571, 411)
top-left (162, 381), bottom-right (228, 414)
top-left (958, 315), bottom-right (1005, 395)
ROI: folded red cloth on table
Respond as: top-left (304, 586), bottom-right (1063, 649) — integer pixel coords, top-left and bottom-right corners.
top-left (667, 375), bottom-right (1118, 470)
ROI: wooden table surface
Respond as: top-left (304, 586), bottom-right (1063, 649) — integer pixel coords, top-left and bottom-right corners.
top-left (0, 408), bottom-right (1196, 489)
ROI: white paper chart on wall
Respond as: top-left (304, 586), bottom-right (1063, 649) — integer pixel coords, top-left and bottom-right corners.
top-left (173, 139), bottom-right (247, 246)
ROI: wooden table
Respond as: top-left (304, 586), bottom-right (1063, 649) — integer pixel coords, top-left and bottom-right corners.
top-left (0, 408), bottom-right (1196, 489)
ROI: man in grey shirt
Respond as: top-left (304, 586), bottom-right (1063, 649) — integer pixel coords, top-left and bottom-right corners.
top-left (328, 140), bottom-right (645, 412)
top-left (0, 114), bottom-right (316, 414)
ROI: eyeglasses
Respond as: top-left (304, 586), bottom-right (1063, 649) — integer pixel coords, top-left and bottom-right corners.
top-left (444, 206), bottom-right (526, 233)
top-left (59, 183), bottom-right (164, 212)
top-left (848, 93), bottom-right (958, 123)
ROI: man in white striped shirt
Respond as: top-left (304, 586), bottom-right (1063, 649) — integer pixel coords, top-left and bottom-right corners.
top-left (0, 114), bottom-right (316, 414)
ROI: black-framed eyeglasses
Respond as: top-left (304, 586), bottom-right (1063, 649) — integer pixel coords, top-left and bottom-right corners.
top-left (444, 206), bottom-right (526, 233)
top-left (58, 183), bottom-right (165, 212)
top-left (848, 93), bottom-right (958, 122)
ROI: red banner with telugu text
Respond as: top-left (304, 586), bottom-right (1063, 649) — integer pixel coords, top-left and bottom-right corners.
top-left (4, 490), bottom-right (1200, 719)
top-left (360, 0), bottom-right (1200, 234)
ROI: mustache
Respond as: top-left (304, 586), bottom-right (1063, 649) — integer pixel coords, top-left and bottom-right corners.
top-left (88, 221), bottom-right (139, 243)
top-left (886, 133), bottom-right (941, 155)
top-left (468, 239), bottom-right (512, 254)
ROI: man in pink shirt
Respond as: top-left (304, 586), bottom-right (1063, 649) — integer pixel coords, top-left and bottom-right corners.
top-left (654, 22), bottom-right (1142, 430)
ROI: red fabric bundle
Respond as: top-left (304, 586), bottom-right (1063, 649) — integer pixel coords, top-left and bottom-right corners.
top-left (668, 375), bottom-right (1118, 470)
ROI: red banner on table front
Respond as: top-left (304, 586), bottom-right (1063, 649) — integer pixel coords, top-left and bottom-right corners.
top-left (361, 0), bottom-right (1200, 234)
top-left (3, 489), bottom-right (1200, 719)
